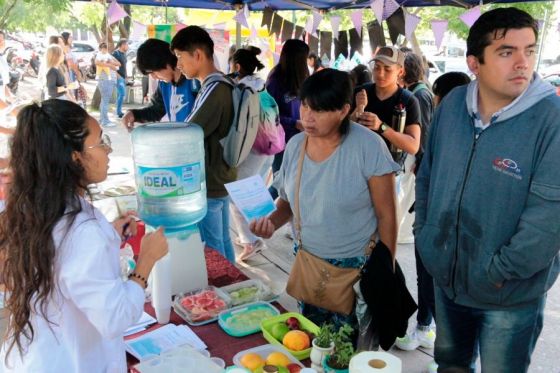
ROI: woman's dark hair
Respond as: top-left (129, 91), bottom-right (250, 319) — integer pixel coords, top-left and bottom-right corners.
top-left (60, 31), bottom-right (71, 46)
top-left (307, 51), bottom-right (321, 71)
top-left (403, 53), bottom-right (425, 85)
top-left (1, 99), bottom-right (90, 360)
top-left (48, 35), bottom-right (61, 45)
top-left (300, 68), bottom-right (352, 134)
top-left (467, 7), bottom-right (537, 64)
top-left (350, 64), bottom-right (372, 88)
top-left (432, 71), bottom-right (471, 100)
top-left (233, 46), bottom-right (264, 77)
top-left (270, 39), bottom-right (309, 96)
top-left (136, 38), bottom-right (177, 75)
top-left (170, 25), bottom-right (214, 59)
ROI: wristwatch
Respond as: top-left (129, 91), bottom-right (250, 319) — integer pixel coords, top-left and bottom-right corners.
top-left (379, 122), bottom-right (390, 134)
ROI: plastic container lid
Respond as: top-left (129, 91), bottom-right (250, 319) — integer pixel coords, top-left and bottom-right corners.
top-left (220, 279), bottom-right (279, 307)
top-left (218, 301), bottom-right (280, 337)
top-left (173, 286), bottom-right (231, 326)
top-left (232, 344), bottom-right (303, 369)
top-left (133, 344), bottom-right (223, 373)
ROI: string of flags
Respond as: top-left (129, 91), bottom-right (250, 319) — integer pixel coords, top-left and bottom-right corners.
top-left (107, 0), bottom-right (549, 56)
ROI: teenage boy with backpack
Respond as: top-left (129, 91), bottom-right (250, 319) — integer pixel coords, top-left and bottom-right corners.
top-left (170, 26), bottom-right (236, 262)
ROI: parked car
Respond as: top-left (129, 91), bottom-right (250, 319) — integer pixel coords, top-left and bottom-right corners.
top-left (543, 73), bottom-right (560, 96)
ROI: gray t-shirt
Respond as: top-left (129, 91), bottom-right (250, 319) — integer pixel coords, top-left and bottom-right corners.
top-left (274, 122), bottom-right (399, 259)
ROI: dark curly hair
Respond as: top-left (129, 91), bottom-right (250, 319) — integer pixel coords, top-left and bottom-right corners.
top-left (1, 99), bottom-right (90, 361)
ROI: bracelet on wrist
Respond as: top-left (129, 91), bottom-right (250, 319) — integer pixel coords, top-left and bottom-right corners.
top-left (128, 272), bottom-right (148, 288)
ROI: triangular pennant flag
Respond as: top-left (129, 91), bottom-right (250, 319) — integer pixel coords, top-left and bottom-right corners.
top-left (176, 23), bottom-right (187, 32)
top-left (270, 13), bottom-right (283, 36)
top-left (371, 0), bottom-right (384, 23)
top-left (320, 31), bottom-right (333, 61)
top-left (107, 0), bottom-right (128, 25)
top-left (250, 24), bottom-right (258, 41)
top-left (321, 54), bottom-right (331, 68)
top-left (308, 34), bottom-right (319, 54)
top-left (233, 5), bottom-right (249, 29)
top-left (282, 20), bottom-right (294, 41)
top-left (262, 7), bottom-right (273, 33)
top-left (459, 6), bottom-right (481, 28)
top-left (334, 31), bottom-right (349, 58)
top-left (304, 16), bottom-right (314, 35)
top-left (331, 16), bottom-right (341, 40)
top-left (312, 11), bottom-right (323, 37)
top-left (130, 21), bottom-right (147, 41)
top-left (349, 28), bottom-right (363, 56)
top-left (404, 10), bottom-right (421, 41)
top-left (431, 20), bottom-right (448, 51)
top-left (386, 8), bottom-right (405, 45)
top-left (333, 54), bottom-right (346, 70)
top-left (294, 25), bottom-right (305, 40)
top-left (383, 0), bottom-right (400, 21)
top-left (351, 10), bottom-right (364, 37)
top-left (368, 20), bottom-right (386, 52)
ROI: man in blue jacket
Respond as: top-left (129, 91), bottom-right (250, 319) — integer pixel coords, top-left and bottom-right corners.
top-left (122, 38), bottom-right (199, 130)
top-left (415, 8), bottom-right (560, 373)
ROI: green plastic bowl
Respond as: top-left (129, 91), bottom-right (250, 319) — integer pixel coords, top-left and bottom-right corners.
top-left (260, 312), bottom-right (320, 360)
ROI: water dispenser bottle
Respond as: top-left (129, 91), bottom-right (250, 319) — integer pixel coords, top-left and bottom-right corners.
top-left (131, 122), bottom-right (207, 232)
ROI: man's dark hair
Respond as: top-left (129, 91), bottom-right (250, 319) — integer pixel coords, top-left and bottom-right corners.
top-left (300, 68), bottom-right (353, 135)
top-left (403, 53), bottom-right (425, 85)
top-left (432, 72), bottom-right (471, 100)
top-left (467, 7), bottom-right (538, 64)
top-left (0, 30), bottom-right (5, 38)
top-left (136, 38), bottom-right (177, 75)
top-left (48, 35), bottom-right (61, 45)
top-left (170, 26), bottom-right (213, 59)
top-left (116, 39), bottom-right (128, 49)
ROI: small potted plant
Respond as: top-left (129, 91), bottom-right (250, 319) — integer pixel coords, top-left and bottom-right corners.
top-left (310, 323), bottom-right (335, 372)
top-left (323, 324), bottom-right (355, 373)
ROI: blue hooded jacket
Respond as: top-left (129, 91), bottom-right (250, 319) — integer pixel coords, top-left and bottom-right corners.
top-left (415, 73), bottom-right (560, 309)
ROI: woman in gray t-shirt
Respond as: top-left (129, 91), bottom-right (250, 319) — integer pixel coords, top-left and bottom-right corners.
top-left (250, 69), bottom-right (399, 329)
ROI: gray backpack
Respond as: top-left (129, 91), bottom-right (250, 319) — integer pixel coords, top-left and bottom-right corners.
top-left (205, 75), bottom-right (260, 168)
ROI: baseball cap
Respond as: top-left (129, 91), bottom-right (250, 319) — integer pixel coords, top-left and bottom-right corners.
top-left (372, 46), bottom-right (405, 66)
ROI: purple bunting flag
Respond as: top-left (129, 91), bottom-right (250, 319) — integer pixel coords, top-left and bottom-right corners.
top-left (459, 6), bottom-right (481, 28)
top-left (431, 20), bottom-right (448, 51)
top-left (107, 0), bottom-right (128, 25)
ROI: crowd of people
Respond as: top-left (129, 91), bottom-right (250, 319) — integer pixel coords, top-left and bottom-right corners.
top-left (0, 7), bottom-right (558, 373)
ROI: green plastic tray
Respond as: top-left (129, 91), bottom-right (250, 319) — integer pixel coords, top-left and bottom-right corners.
top-left (218, 301), bottom-right (279, 337)
top-left (260, 312), bottom-right (320, 360)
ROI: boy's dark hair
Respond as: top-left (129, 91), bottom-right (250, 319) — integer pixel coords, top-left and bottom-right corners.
top-left (48, 35), bottom-right (61, 45)
top-left (467, 7), bottom-right (538, 64)
top-left (170, 26), bottom-right (213, 59)
top-left (432, 71), bottom-right (471, 100)
top-left (300, 68), bottom-right (352, 135)
top-left (233, 46), bottom-right (264, 76)
top-left (99, 42), bottom-right (107, 49)
top-left (116, 39), bottom-right (128, 49)
top-left (136, 39), bottom-right (177, 75)
top-left (403, 53), bottom-right (425, 85)
top-left (350, 64), bottom-right (372, 88)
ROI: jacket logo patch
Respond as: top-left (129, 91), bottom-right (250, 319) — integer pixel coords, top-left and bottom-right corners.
top-left (493, 158), bottom-right (522, 180)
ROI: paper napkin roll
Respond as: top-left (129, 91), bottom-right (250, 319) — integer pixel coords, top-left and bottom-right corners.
top-left (349, 351), bottom-right (402, 373)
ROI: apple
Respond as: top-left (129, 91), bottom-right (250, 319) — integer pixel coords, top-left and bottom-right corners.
top-left (285, 317), bottom-right (300, 330)
top-left (286, 363), bottom-right (302, 373)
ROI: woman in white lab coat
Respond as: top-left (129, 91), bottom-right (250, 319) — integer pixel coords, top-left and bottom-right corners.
top-left (0, 99), bottom-right (168, 372)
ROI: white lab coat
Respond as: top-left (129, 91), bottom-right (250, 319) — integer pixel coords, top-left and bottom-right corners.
top-left (1, 198), bottom-right (145, 372)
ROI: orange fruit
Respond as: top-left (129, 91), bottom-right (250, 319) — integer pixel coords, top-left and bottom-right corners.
top-left (266, 351), bottom-right (291, 367)
top-left (282, 330), bottom-right (310, 351)
top-left (240, 352), bottom-right (265, 371)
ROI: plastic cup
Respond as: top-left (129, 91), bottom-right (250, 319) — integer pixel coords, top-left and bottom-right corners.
top-left (210, 357), bottom-right (226, 369)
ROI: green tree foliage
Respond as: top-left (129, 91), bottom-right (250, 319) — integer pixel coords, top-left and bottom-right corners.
top-left (0, 0), bottom-right (70, 30)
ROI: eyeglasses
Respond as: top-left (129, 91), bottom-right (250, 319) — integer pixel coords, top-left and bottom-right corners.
top-left (86, 134), bottom-right (112, 151)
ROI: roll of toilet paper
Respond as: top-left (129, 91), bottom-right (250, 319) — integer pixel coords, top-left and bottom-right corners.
top-left (349, 351), bottom-right (402, 373)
